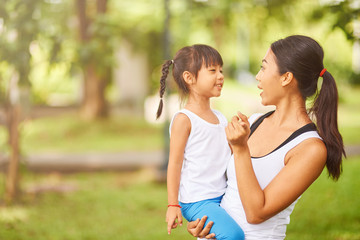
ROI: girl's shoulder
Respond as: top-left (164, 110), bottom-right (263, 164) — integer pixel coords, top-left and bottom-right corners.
top-left (211, 109), bottom-right (227, 122)
top-left (169, 110), bottom-right (191, 135)
top-left (171, 109), bottom-right (192, 124)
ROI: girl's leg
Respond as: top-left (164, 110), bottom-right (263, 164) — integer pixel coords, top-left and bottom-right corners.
top-left (180, 196), bottom-right (244, 240)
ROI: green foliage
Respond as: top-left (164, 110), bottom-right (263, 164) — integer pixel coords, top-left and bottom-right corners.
top-left (312, 0), bottom-right (360, 41)
top-left (0, 0), bottom-right (43, 87)
top-left (0, 0), bottom-right (357, 104)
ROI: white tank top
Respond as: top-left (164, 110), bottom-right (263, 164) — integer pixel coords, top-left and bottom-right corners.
top-left (170, 109), bottom-right (231, 203)
top-left (221, 112), bottom-right (322, 240)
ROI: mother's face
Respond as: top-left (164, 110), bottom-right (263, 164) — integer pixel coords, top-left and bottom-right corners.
top-left (255, 48), bottom-right (285, 106)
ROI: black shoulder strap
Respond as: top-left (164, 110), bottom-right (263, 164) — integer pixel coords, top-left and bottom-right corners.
top-left (249, 110), bottom-right (275, 137)
top-left (271, 123), bottom-right (317, 153)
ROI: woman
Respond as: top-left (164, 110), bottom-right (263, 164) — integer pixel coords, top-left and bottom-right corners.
top-left (187, 35), bottom-right (345, 239)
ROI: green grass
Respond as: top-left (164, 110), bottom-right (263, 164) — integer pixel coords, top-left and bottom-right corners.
top-left (338, 85), bottom-right (360, 145)
top-left (0, 169), bottom-right (193, 240)
top-left (0, 114), bottom-right (164, 154)
top-left (286, 157), bottom-right (360, 240)
top-left (0, 157), bottom-right (359, 240)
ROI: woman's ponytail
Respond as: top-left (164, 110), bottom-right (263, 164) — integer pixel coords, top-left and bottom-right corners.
top-left (271, 35), bottom-right (346, 180)
top-left (156, 60), bottom-right (173, 119)
top-left (310, 70), bottom-right (346, 180)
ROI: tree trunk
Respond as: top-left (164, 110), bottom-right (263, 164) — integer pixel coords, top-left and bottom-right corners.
top-left (76, 0), bottom-right (109, 120)
top-left (5, 104), bottom-right (20, 205)
top-left (97, 0), bottom-right (107, 13)
top-left (81, 64), bottom-right (108, 119)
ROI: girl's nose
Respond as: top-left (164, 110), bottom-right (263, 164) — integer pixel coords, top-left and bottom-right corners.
top-left (218, 71), bottom-right (224, 79)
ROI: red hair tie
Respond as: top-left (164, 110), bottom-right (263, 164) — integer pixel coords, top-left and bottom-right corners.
top-left (319, 68), bottom-right (327, 77)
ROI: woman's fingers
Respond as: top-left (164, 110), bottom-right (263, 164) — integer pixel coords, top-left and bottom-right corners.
top-left (206, 232), bottom-right (216, 239)
top-left (237, 111), bottom-right (250, 127)
top-left (187, 216), bottom-right (206, 237)
top-left (198, 221), bottom-right (214, 238)
top-left (194, 216), bottom-right (208, 233)
top-left (226, 112), bottom-right (250, 146)
top-left (187, 218), bottom-right (200, 229)
top-left (186, 216), bottom-right (215, 238)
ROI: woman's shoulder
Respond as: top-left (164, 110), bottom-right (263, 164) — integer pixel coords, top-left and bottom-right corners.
top-left (287, 136), bottom-right (327, 166)
top-left (248, 112), bottom-right (266, 125)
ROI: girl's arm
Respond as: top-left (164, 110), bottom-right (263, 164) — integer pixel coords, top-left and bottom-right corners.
top-left (166, 113), bottom-right (191, 234)
top-left (226, 113), bottom-right (327, 224)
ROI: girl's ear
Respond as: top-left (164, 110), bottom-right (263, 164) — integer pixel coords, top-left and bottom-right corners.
top-left (183, 71), bottom-right (194, 85)
top-left (281, 72), bottom-right (294, 87)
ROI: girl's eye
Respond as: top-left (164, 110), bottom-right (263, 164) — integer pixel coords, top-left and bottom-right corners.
top-left (260, 65), bottom-right (264, 70)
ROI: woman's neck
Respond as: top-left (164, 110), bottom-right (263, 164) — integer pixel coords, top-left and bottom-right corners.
top-left (271, 94), bottom-right (311, 128)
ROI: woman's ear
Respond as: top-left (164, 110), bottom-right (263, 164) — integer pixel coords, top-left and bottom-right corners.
top-left (281, 72), bottom-right (294, 87)
top-left (183, 71), bottom-right (194, 85)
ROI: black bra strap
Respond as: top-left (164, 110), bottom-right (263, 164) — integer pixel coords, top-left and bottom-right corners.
top-left (249, 111), bottom-right (319, 159)
top-left (249, 110), bottom-right (275, 137)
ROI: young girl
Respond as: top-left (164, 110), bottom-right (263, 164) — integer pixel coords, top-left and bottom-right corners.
top-left (156, 44), bottom-right (244, 240)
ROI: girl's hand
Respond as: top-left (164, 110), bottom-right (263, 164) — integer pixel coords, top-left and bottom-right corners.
top-left (187, 216), bottom-right (216, 239)
top-left (225, 112), bottom-right (250, 147)
top-left (166, 206), bottom-right (183, 234)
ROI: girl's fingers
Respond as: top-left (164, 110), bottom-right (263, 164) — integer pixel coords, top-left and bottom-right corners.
top-left (167, 222), bottom-right (172, 234)
top-left (177, 215), bottom-right (183, 227)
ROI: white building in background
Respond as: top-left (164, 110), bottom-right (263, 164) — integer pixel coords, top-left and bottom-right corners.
top-left (113, 40), bottom-right (149, 111)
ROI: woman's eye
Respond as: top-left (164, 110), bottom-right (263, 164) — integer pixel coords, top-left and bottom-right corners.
top-left (260, 65), bottom-right (264, 70)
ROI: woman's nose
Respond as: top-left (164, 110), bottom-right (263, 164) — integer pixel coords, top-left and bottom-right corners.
top-left (255, 71), bottom-right (261, 82)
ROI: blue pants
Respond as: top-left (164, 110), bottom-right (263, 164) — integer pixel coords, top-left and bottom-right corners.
top-left (180, 196), bottom-right (244, 240)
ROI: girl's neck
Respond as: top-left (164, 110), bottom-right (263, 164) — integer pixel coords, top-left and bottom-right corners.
top-left (185, 96), bottom-right (211, 112)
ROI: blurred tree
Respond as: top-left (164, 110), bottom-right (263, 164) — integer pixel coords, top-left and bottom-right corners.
top-left (0, 0), bottom-right (43, 204)
top-left (312, 0), bottom-right (360, 84)
top-left (312, 0), bottom-right (360, 41)
top-left (76, 0), bottom-right (112, 119)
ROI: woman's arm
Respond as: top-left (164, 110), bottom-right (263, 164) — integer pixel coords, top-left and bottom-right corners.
top-left (166, 113), bottom-right (191, 233)
top-left (226, 113), bottom-right (327, 224)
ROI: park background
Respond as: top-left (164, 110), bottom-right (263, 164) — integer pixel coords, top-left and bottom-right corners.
top-left (0, 0), bottom-right (359, 239)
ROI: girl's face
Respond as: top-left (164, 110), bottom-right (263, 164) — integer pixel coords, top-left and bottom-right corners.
top-left (255, 48), bottom-right (285, 106)
top-left (190, 63), bottom-right (224, 99)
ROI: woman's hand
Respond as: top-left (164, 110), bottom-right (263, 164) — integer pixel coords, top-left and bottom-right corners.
top-left (225, 112), bottom-right (250, 148)
top-left (187, 216), bottom-right (216, 239)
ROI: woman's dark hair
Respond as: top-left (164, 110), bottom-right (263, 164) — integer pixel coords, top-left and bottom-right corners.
top-left (271, 35), bottom-right (345, 180)
top-left (156, 44), bottom-right (223, 119)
